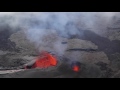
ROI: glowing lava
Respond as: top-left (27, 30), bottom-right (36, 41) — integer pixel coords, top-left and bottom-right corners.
top-left (71, 61), bottom-right (81, 72)
top-left (32, 51), bottom-right (57, 68)
top-left (72, 65), bottom-right (80, 72)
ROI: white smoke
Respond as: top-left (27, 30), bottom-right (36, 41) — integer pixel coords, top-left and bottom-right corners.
top-left (0, 12), bottom-right (119, 55)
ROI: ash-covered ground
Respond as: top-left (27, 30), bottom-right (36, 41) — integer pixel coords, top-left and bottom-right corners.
top-left (0, 13), bottom-right (120, 78)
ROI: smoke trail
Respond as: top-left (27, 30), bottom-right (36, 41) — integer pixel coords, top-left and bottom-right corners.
top-left (0, 12), bottom-right (119, 55)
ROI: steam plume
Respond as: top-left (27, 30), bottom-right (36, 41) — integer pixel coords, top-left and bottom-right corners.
top-left (0, 12), bottom-right (119, 55)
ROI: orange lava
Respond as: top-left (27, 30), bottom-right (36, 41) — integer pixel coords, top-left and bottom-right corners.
top-left (32, 51), bottom-right (57, 68)
top-left (72, 65), bottom-right (80, 72)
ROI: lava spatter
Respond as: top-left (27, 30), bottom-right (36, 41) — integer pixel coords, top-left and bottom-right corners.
top-left (31, 51), bottom-right (57, 69)
top-left (71, 61), bottom-right (81, 72)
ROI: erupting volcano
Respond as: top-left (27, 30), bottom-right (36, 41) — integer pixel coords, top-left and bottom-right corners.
top-left (31, 51), bottom-right (57, 69)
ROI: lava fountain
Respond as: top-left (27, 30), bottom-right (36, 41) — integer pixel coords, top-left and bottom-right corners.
top-left (71, 61), bottom-right (81, 72)
top-left (25, 51), bottom-right (58, 69)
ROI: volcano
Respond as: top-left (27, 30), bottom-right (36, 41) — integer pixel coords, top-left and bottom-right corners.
top-left (31, 51), bottom-right (58, 69)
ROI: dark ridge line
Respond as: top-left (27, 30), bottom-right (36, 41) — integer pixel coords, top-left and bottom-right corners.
top-left (66, 48), bottom-right (99, 52)
top-left (107, 27), bottom-right (120, 30)
top-left (61, 42), bottom-right (68, 44)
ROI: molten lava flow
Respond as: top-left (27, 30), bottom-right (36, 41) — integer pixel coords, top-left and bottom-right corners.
top-left (32, 51), bottom-right (57, 68)
top-left (72, 65), bottom-right (80, 72)
top-left (71, 61), bottom-right (81, 72)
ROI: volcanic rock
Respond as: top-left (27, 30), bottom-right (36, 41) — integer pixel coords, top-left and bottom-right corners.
top-left (10, 30), bottom-right (37, 55)
top-left (66, 38), bottom-right (98, 50)
top-left (64, 51), bottom-right (109, 65)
